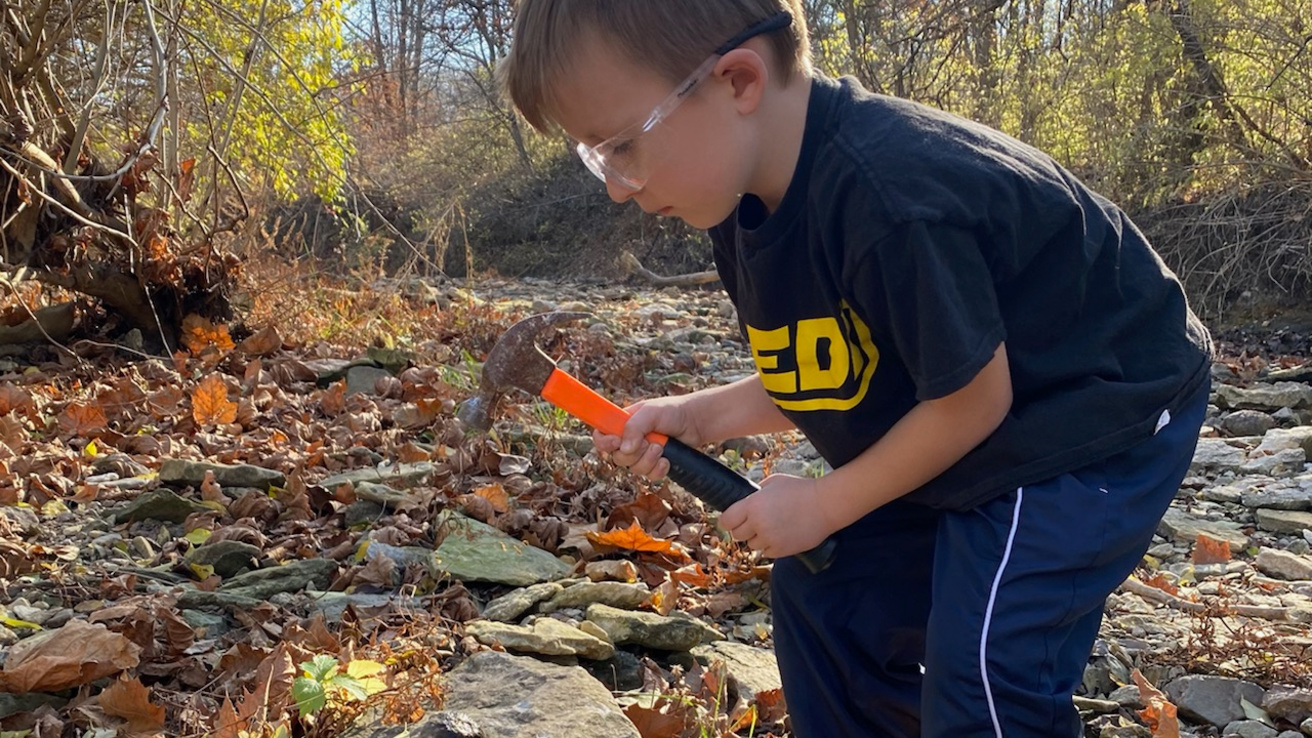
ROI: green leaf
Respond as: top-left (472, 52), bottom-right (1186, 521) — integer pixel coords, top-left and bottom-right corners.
top-left (292, 676), bottom-right (326, 716)
top-left (302, 654), bottom-right (340, 681)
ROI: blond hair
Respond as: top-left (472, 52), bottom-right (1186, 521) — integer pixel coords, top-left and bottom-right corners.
top-left (500, 0), bottom-right (811, 132)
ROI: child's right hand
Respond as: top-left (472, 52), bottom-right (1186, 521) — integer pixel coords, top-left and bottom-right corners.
top-left (592, 396), bottom-right (703, 481)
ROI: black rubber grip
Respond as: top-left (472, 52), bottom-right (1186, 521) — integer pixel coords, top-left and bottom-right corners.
top-left (660, 438), bottom-right (837, 574)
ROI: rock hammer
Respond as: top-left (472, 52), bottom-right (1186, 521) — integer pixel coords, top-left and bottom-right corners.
top-left (457, 311), bottom-right (836, 574)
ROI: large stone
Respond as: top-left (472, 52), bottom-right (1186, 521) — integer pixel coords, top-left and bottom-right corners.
top-left (1254, 427), bottom-right (1312, 457)
top-left (1190, 438), bottom-right (1248, 474)
top-left (1255, 549), bottom-right (1312, 580)
top-left (1263, 686), bottom-right (1312, 724)
top-left (539, 582), bottom-right (651, 613)
top-left (1242, 487), bottom-right (1312, 511)
top-left (1219, 410), bottom-right (1277, 437)
top-left (1215, 383), bottom-right (1312, 411)
top-left (219, 558), bottom-right (338, 599)
top-left (1157, 508), bottom-right (1249, 551)
top-left (1242, 448), bottom-right (1306, 477)
top-left (306, 592), bottom-right (422, 623)
top-left (352, 481), bottom-right (411, 506)
top-left (691, 641), bottom-right (783, 703)
top-left (432, 513), bottom-right (571, 586)
top-left (440, 651), bottom-right (639, 738)
top-left (1256, 509), bottom-right (1312, 536)
top-left (482, 583), bottom-right (563, 622)
top-left (346, 365), bottom-right (394, 396)
top-left (465, 618), bottom-right (615, 660)
top-left (319, 462), bottom-right (438, 489)
top-left (1164, 674), bottom-right (1265, 727)
top-left (585, 603), bottom-right (709, 651)
top-left (107, 489), bottom-right (211, 524)
top-left (159, 459), bottom-right (285, 491)
top-left (185, 540), bottom-right (262, 578)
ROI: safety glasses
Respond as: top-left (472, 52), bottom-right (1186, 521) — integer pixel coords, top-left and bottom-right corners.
top-left (575, 11), bottom-right (793, 192)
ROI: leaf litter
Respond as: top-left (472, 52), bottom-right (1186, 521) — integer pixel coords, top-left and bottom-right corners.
top-left (0, 271), bottom-right (790, 737)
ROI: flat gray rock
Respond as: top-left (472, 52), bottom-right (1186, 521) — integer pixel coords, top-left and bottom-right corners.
top-left (159, 459), bottom-right (285, 490)
top-left (1157, 508), bottom-right (1249, 551)
top-left (441, 651), bottom-right (639, 738)
top-left (433, 513), bottom-right (571, 586)
top-left (1165, 674), bottom-right (1265, 727)
top-left (219, 558), bottom-right (338, 599)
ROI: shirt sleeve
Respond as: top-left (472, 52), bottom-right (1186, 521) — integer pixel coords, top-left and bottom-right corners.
top-left (845, 219), bottom-right (1007, 401)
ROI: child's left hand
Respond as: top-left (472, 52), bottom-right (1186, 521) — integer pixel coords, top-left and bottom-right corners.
top-left (719, 474), bottom-right (835, 559)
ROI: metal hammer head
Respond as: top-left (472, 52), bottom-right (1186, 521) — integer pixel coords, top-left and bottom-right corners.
top-left (455, 311), bottom-right (591, 431)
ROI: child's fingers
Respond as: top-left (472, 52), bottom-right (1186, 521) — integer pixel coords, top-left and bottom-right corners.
top-left (591, 429), bottom-right (621, 453)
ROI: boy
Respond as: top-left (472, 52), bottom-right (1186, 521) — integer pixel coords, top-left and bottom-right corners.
top-left (499, 2), bottom-right (1212, 736)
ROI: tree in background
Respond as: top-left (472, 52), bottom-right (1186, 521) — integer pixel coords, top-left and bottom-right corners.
top-left (0, 0), bottom-right (354, 346)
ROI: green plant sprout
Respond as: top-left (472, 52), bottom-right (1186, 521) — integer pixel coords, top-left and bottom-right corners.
top-left (292, 654), bottom-right (387, 717)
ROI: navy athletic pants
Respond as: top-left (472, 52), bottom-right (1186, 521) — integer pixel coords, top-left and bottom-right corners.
top-left (771, 381), bottom-right (1208, 737)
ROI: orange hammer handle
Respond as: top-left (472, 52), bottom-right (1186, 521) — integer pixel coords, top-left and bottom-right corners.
top-left (541, 368), bottom-right (668, 444)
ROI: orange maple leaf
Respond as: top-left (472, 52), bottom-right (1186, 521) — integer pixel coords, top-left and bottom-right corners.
top-left (192, 375), bottom-right (237, 426)
top-left (58, 402), bottom-right (108, 437)
top-left (1191, 533), bottom-right (1232, 565)
top-left (182, 314), bottom-right (235, 354)
top-left (587, 521), bottom-right (675, 554)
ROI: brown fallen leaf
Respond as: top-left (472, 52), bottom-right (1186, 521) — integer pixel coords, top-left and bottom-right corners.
top-left (100, 675), bottom-right (166, 734)
top-left (0, 619), bottom-right (141, 692)
top-left (192, 375), bottom-right (237, 427)
top-left (1191, 533), bottom-right (1231, 565)
top-left (200, 470), bottom-right (226, 506)
top-left (1132, 668), bottom-right (1181, 738)
top-left (58, 402), bottom-right (108, 437)
top-left (623, 699), bottom-right (690, 738)
top-left (182, 314), bottom-right (235, 354)
top-left (237, 324), bottom-right (282, 356)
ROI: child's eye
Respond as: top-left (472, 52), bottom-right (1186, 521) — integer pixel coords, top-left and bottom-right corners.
top-left (609, 139), bottom-right (636, 159)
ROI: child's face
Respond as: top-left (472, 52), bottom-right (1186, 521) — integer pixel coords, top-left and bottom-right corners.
top-left (551, 38), bottom-right (754, 229)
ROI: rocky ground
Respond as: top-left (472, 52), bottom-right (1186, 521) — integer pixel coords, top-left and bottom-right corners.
top-left (1, 276), bottom-right (1311, 738)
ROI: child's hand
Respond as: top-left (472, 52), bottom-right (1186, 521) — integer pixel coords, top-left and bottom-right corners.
top-left (592, 397), bottom-right (703, 480)
top-left (720, 474), bottom-right (834, 559)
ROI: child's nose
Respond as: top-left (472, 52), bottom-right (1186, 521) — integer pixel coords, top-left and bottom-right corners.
top-left (605, 177), bottom-right (639, 203)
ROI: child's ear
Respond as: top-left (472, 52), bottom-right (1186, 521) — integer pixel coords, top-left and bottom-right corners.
top-left (715, 48), bottom-right (768, 115)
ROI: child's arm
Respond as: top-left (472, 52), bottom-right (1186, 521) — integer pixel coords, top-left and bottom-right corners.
top-left (720, 343), bottom-right (1013, 557)
top-left (593, 374), bottom-right (796, 479)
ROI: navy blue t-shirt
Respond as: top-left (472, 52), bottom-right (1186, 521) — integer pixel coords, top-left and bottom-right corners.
top-left (709, 75), bottom-right (1212, 511)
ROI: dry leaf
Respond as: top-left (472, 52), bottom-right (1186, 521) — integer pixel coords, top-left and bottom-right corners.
top-left (182, 314), bottom-right (235, 354)
top-left (58, 402), bottom-right (108, 437)
top-left (670, 562), bottom-right (711, 588)
top-left (200, 470), bottom-right (227, 506)
top-left (237, 324), bottom-right (282, 356)
top-left (623, 700), bottom-right (689, 738)
top-left (235, 643), bottom-right (294, 726)
top-left (212, 697), bottom-right (241, 738)
top-left (1132, 669), bottom-right (1181, 738)
top-left (192, 375), bottom-right (237, 427)
top-left (587, 521), bottom-right (674, 554)
top-left (0, 619), bottom-right (141, 692)
top-left (0, 384), bottom-right (36, 418)
top-left (474, 483), bottom-right (511, 513)
top-left (1191, 533), bottom-right (1231, 565)
top-left (1141, 573), bottom-right (1179, 596)
top-left (320, 380), bottom-right (347, 416)
top-left (100, 675), bottom-right (166, 733)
